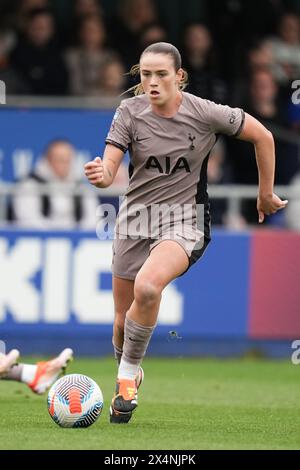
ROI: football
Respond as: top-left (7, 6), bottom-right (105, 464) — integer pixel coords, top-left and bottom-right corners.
top-left (47, 374), bottom-right (103, 428)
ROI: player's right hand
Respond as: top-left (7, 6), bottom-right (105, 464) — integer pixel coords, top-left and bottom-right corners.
top-left (84, 156), bottom-right (104, 187)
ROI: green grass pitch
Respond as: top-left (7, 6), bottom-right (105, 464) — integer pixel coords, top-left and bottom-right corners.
top-left (0, 357), bottom-right (299, 450)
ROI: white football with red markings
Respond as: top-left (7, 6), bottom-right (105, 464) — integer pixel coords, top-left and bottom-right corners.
top-left (47, 374), bottom-right (103, 428)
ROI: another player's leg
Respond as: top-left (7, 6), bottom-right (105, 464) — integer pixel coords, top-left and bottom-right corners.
top-left (0, 348), bottom-right (73, 394)
top-left (111, 241), bottom-right (189, 423)
top-left (0, 349), bottom-right (20, 377)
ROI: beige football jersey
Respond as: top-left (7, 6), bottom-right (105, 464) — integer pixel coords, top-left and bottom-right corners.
top-left (106, 92), bottom-right (245, 238)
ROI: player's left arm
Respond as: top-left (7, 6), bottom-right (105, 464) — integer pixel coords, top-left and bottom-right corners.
top-left (237, 112), bottom-right (288, 223)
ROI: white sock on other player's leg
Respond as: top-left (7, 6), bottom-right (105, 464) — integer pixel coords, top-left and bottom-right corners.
top-left (20, 364), bottom-right (37, 384)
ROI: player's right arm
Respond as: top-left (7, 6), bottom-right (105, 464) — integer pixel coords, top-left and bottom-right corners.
top-left (84, 144), bottom-right (124, 188)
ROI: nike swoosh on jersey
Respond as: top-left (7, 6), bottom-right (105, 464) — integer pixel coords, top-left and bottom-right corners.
top-left (136, 136), bottom-right (151, 142)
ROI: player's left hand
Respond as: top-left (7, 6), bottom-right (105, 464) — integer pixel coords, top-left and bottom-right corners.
top-left (257, 193), bottom-right (288, 223)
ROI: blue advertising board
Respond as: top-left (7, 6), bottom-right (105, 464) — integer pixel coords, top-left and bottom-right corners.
top-left (0, 107), bottom-right (115, 182)
top-left (0, 229), bottom-right (252, 356)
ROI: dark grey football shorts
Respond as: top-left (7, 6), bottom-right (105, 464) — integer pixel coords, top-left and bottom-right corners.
top-left (111, 226), bottom-right (210, 280)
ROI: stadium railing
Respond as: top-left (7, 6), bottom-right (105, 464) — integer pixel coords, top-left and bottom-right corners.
top-left (0, 183), bottom-right (299, 225)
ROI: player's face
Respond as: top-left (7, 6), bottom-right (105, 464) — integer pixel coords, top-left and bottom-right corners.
top-left (140, 53), bottom-right (183, 106)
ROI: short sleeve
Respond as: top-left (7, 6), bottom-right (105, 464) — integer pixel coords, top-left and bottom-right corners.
top-left (206, 100), bottom-right (245, 137)
top-left (105, 103), bottom-right (132, 152)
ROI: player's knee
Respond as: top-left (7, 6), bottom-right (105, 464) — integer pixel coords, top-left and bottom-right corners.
top-left (134, 280), bottom-right (161, 306)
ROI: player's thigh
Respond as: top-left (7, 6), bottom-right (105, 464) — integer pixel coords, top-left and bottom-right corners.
top-left (113, 276), bottom-right (134, 317)
top-left (135, 240), bottom-right (189, 293)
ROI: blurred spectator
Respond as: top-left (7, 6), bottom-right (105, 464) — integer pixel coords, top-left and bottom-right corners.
top-left (182, 24), bottom-right (227, 103)
top-left (74, 0), bottom-right (103, 17)
top-left (0, 29), bottom-right (30, 94)
top-left (96, 56), bottom-right (127, 97)
top-left (248, 41), bottom-right (274, 71)
top-left (108, 0), bottom-right (158, 69)
top-left (10, 8), bottom-right (68, 95)
top-left (65, 15), bottom-right (112, 96)
top-left (16, 0), bottom-right (50, 33)
top-left (68, 0), bottom-right (103, 45)
top-left (11, 140), bottom-right (99, 230)
top-left (139, 23), bottom-right (168, 50)
top-left (248, 69), bottom-right (283, 120)
top-left (267, 12), bottom-right (300, 84)
top-left (231, 41), bottom-right (274, 105)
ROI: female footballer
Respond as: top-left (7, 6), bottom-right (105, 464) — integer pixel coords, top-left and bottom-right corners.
top-left (84, 42), bottom-right (288, 424)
